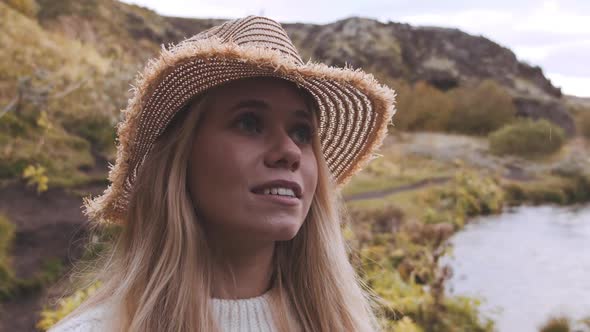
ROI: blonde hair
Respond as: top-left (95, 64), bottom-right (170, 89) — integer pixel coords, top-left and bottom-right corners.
top-left (52, 81), bottom-right (382, 332)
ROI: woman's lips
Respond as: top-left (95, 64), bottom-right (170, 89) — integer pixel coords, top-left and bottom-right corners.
top-left (251, 191), bottom-right (300, 206)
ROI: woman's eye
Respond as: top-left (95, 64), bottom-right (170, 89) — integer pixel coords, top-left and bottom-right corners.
top-left (235, 112), bottom-right (261, 133)
top-left (292, 124), bottom-right (314, 144)
top-left (235, 113), bottom-right (313, 144)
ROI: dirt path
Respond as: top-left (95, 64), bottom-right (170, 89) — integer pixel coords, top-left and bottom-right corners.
top-left (344, 176), bottom-right (451, 201)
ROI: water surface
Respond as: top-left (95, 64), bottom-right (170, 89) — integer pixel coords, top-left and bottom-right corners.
top-left (441, 205), bottom-right (590, 332)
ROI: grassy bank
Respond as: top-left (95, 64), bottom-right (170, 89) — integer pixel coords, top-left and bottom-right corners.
top-left (339, 132), bottom-right (590, 330)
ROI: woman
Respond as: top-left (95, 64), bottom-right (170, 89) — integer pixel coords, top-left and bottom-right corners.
top-left (48, 15), bottom-right (396, 332)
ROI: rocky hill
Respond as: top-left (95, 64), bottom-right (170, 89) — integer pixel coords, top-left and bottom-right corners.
top-left (166, 16), bottom-right (561, 98)
top-left (21, 1), bottom-right (568, 101)
top-left (28, 0), bottom-right (572, 132)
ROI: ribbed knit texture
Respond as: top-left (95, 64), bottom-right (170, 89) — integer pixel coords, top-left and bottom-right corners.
top-left (47, 292), bottom-right (277, 332)
top-left (211, 290), bottom-right (277, 331)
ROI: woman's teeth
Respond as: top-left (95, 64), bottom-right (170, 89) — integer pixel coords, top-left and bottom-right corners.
top-left (263, 187), bottom-right (296, 197)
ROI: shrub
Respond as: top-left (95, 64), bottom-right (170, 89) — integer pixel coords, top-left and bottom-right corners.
top-left (22, 164), bottom-right (49, 193)
top-left (0, 112), bottom-right (32, 137)
top-left (61, 113), bottom-right (116, 153)
top-left (36, 257), bottom-right (64, 286)
top-left (392, 81), bottom-right (454, 132)
top-left (389, 317), bottom-right (424, 332)
top-left (551, 159), bottom-right (590, 203)
top-left (576, 110), bottom-right (590, 139)
top-left (539, 315), bottom-right (571, 332)
top-left (422, 170), bottom-right (504, 228)
top-left (37, 281), bottom-right (102, 331)
top-left (447, 80), bottom-right (517, 135)
top-left (503, 165), bottom-right (590, 206)
top-left (0, 158), bottom-right (28, 179)
top-left (503, 181), bottom-right (568, 205)
top-left (346, 203), bottom-right (495, 332)
top-left (4, 0), bottom-right (39, 18)
top-left (489, 119), bottom-right (566, 157)
top-left (0, 213), bottom-right (16, 300)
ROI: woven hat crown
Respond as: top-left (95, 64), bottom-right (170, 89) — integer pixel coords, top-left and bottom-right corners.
top-left (183, 16), bottom-right (304, 65)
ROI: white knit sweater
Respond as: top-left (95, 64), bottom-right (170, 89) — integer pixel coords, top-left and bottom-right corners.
top-left (47, 290), bottom-right (278, 332)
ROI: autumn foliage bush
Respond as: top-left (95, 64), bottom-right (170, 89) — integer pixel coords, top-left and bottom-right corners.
top-left (446, 80), bottom-right (517, 135)
top-left (421, 169), bottom-right (505, 228)
top-left (390, 79), bottom-right (517, 135)
top-left (391, 80), bottom-right (454, 132)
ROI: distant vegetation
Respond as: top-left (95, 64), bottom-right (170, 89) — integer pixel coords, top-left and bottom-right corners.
top-left (0, 213), bottom-right (16, 300)
top-left (538, 314), bottom-right (590, 332)
top-left (392, 79), bottom-right (517, 135)
top-left (489, 119), bottom-right (566, 157)
top-left (447, 80), bottom-right (518, 135)
top-left (571, 106), bottom-right (590, 139)
top-left (503, 166), bottom-right (590, 205)
top-left (391, 80), bottom-right (454, 132)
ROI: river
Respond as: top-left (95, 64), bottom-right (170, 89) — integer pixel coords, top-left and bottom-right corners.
top-left (441, 204), bottom-right (590, 332)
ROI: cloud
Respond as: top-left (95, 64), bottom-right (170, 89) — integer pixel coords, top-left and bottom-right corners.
top-left (514, 1), bottom-right (590, 36)
top-left (547, 72), bottom-right (590, 97)
top-left (128, 1), bottom-right (249, 18)
top-left (514, 41), bottom-right (590, 74)
top-left (399, 9), bottom-right (514, 33)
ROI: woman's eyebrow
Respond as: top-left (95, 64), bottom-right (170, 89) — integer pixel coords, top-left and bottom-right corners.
top-left (227, 99), bottom-right (312, 120)
top-left (294, 109), bottom-right (313, 122)
top-left (227, 99), bottom-right (269, 113)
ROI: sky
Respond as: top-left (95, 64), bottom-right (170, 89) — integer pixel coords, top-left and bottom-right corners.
top-left (121, 0), bottom-right (590, 97)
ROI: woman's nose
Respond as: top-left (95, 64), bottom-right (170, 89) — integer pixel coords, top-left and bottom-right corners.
top-left (264, 129), bottom-right (301, 171)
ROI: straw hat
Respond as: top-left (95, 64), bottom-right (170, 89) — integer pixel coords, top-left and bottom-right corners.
top-left (84, 15), bottom-right (396, 224)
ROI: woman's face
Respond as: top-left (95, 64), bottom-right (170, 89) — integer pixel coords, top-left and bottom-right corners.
top-left (187, 77), bottom-right (318, 244)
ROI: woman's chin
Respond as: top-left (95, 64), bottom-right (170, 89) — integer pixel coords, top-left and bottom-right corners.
top-left (262, 220), bottom-right (303, 241)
